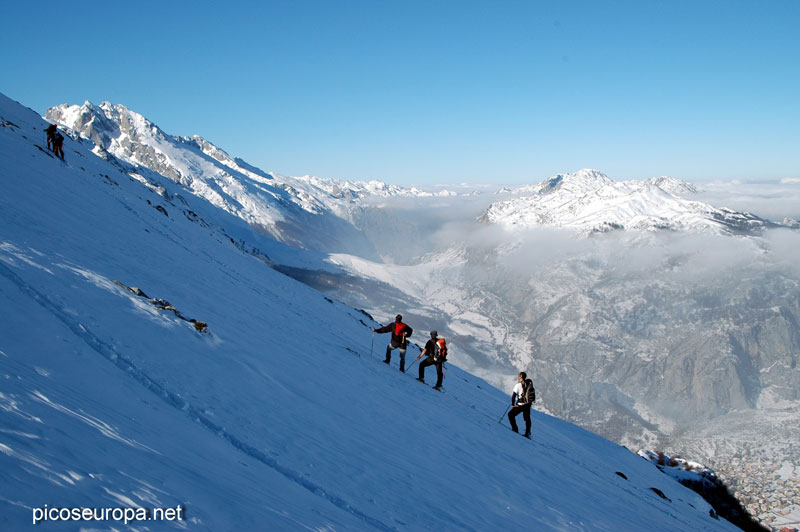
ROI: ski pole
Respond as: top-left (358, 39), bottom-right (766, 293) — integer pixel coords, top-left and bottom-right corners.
top-left (499, 404), bottom-right (510, 424)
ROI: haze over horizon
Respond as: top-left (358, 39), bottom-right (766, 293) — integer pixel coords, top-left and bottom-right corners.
top-left (2, 1), bottom-right (798, 185)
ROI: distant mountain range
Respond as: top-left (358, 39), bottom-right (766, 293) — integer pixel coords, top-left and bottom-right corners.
top-left (48, 102), bottom-right (796, 246)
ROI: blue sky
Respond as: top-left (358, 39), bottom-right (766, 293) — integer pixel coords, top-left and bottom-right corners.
top-left (2, 1), bottom-right (798, 185)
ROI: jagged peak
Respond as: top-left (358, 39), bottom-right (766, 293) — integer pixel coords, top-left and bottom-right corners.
top-left (509, 169), bottom-right (615, 196)
top-left (645, 176), bottom-right (698, 195)
top-left (72, 101), bottom-right (151, 129)
top-left (558, 169), bottom-right (613, 186)
top-left (571, 168), bottom-right (611, 180)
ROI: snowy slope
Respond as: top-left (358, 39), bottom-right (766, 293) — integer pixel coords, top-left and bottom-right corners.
top-left (483, 169), bottom-right (775, 235)
top-left (0, 93), bottom-right (739, 530)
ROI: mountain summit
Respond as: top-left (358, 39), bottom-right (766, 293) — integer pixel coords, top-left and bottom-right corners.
top-left (541, 168), bottom-right (616, 193)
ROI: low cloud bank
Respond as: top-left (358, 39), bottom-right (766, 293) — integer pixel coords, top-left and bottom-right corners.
top-left (359, 181), bottom-right (800, 281)
top-left (694, 180), bottom-right (800, 221)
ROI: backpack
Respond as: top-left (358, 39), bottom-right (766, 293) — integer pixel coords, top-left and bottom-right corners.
top-left (433, 337), bottom-right (447, 362)
top-left (390, 322), bottom-right (410, 347)
top-left (521, 379), bottom-right (535, 404)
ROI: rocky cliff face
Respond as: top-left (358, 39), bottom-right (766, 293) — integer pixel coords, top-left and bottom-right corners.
top-left (416, 235), bottom-right (800, 452)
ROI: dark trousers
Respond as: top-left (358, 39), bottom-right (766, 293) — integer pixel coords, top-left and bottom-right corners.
top-left (508, 404), bottom-right (531, 435)
top-left (385, 344), bottom-right (407, 371)
top-left (418, 358), bottom-right (443, 387)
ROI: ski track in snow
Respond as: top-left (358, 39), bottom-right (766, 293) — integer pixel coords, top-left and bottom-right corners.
top-left (0, 260), bottom-right (396, 532)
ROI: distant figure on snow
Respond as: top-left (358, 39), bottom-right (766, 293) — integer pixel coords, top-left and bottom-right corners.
top-left (52, 131), bottom-right (65, 161)
top-left (508, 372), bottom-right (535, 439)
top-left (373, 314), bottom-right (412, 372)
top-left (45, 123), bottom-right (58, 151)
top-left (415, 330), bottom-right (446, 390)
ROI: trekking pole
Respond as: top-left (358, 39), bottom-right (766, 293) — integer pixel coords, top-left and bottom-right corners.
top-left (370, 331), bottom-right (374, 358)
top-left (406, 358), bottom-right (419, 373)
top-left (499, 404), bottom-right (510, 424)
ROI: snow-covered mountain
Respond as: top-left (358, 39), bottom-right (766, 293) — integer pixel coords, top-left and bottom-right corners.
top-left (1, 94), bottom-right (745, 530)
top-left (482, 169), bottom-right (777, 235)
top-left (45, 102), bottom-right (794, 244)
top-left (48, 101), bottom-right (791, 258)
top-left (45, 101), bottom-right (461, 260)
